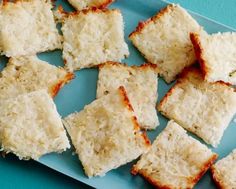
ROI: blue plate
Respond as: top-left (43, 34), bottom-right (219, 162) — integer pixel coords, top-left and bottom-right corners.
top-left (16, 0), bottom-right (235, 188)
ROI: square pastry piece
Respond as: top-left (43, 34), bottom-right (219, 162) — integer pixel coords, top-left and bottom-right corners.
top-left (211, 150), bottom-right (236, 189)
top-left (191, 32), bottom-right (236, 85)
top-left (132, 120), bottom-right (218, 189)
top-left (158, 67), bottom-right (236, 147)
top-left (63, 87), bottom-right (150, 177)
top-left (0, 90), bottom-right (70, 160)
top-left (61, 9), bottom-right (129, 71)
top-left (0, 56), bottom-right (73, 99)
top-left (0, 0), bottom-right (62, 57)
top-left (97, 62), bottom-right (159, 130)
top-left (68, 0), bottom-right (114, 10)
top-left (129, 4), bottom-right (201, 83)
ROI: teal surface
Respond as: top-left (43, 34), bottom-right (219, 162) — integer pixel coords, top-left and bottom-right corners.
top-left (168, 0), bottom-right (236, 29)
top-left (1, 0), bottom-right (236, 189)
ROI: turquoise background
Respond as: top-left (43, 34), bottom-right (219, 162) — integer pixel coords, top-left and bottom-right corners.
top-left (168, 0), bottom-right (236, 29)
top-left (0, 0), bottom-right (236, 189)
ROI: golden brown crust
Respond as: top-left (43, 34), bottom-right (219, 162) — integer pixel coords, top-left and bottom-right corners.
top-left (2, 0), bottom-right (20, 6)
top-left (215, 80), bottom-right (232, 87)
top-left (177, 65), bottom-right (204, 81)
top-left (179, 66), bottom-right (233, 87)
top-left (132, 153), bottom-right (217, 189)
top-left (129, 4), bottom-right (176, 38)
top-left (188, 154), bottom-right (218, 186)
top-left (57, 5), bottom-right (119, 20)
top-left (138, 62), bottom-right (159, 73)
top-left (99, 61), bottom-right (159, 73)
top-left (131, 116), bottom-right (151, 147)
top-left (131, 116), bottom-right (140, 132)
top-left (131, 168), bottom-right (172, 189)
top-left (158, 66), bottom-right (202, 111)
top-left (68, 0), bottom-right (114, 10)
top-left (63, 59), bottom-right (67, 65)
top-left (130, 165), bottom-right (138, 175)
top-left (57, 5), bottom-right (66, 15)
top-left (182, 66), bottom-right (233, 87)
top-left (190, 33), bottom-right (209, 80)
top-left (79, 7), bottom-right (115, 15)
top-left (158, 66), bottom-right (235, 112)
top-left (158, 80), bottom-right (182, 111)
top-left (191, 32), bottom-right (236, 87)
top-left (211, 166), bottom-right (225, 189)
top-left (96, 0), bottom-right (115, 9)
top-left (50, 72), bottom-right (74, 97)
top-left (119, 86), bottom-right (134, 112)
top-left (2, 0), bottom-right (8, 6)
top-left (98, 61), bottom-right (125, 68)
top-left (140, 132), bottom-right (151, 147)
top-left (118, 86), bottom-right (151, 147)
